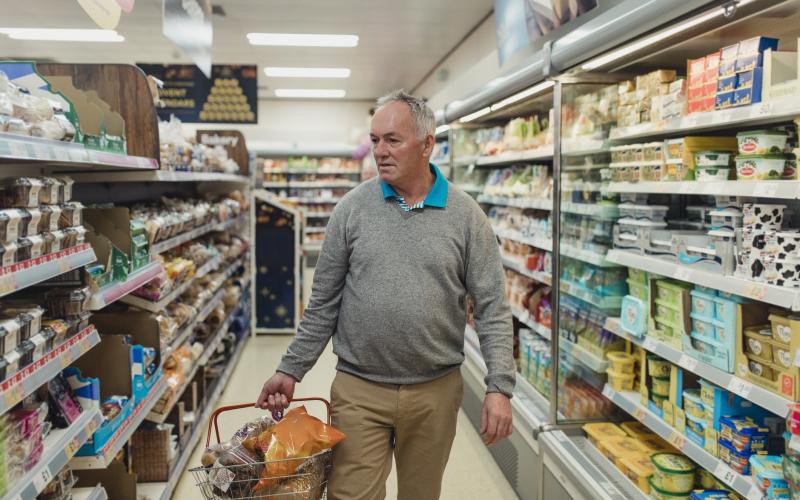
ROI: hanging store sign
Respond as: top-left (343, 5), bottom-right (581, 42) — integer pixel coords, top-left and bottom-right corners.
top-left (494, 0), bottom-right (599, 65)
top-left (137, 63), bottom-right (258, 124)
top-left (75, 0), bottom-right (122, 29)
top-left (163, 0), bottom-right (213, 78)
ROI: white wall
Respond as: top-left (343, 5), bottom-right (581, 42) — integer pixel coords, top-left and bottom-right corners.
top-left (415, 13), bottom-right (503, 111)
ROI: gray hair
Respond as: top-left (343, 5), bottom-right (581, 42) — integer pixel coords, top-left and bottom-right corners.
top-left (376, 89), bottom-right (435, 140)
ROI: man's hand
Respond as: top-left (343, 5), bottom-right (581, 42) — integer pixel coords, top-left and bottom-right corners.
top-left (256, 372), bottom-right (297, 411)
top-left (480, 392), bottom-right (512, 446)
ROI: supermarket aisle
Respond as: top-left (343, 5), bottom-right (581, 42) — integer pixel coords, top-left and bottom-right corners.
top-left (172, 268), bottom-right (518, 499)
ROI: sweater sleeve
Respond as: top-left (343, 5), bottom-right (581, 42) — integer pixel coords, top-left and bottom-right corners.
top-left (465, 213), bottom-right (516, 398)
top-left (277, 206), bottom-right (349, 381)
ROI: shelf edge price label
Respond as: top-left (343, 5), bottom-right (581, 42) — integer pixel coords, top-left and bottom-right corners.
top-left (714, 462), bottom-right (738, 486)
top-left (673, 267), bottom-right (692, 282)
top-left (743, 283), bottom-right (767, 301)
top-left (633, 406), bottom-right (647, 423)
top-left (667, 431), bottom-right (686, 451)
top-left (678, 354), bottom-right (699, 372)
top-left (32, 466), bottom-right (53, 492)
top-left (746, 483), bottom-right (764, 500)
top-left (754, 183), bottom-right (778, 198)
top-left (643, 337), bottom-right (657, 352)
top-left (65, 436), bottom-right (80, 457)
top-left (602, 384), bottom-right (614, 399)
top-left (727, 377), bottom-right (753, 399)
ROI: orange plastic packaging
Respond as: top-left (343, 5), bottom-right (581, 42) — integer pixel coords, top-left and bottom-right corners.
top-left (253, 406), bottom-right (346, 492)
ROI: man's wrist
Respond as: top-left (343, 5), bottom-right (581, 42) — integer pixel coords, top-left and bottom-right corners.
top-left (277, 370), bottom-right (300, 382)
top-left (486, 390), bottom-right (511, 399)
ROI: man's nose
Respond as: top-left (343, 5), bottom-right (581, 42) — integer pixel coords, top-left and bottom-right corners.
top-left (373, 140), bottom-right (388, 157)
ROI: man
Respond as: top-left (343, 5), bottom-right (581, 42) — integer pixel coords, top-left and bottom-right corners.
top-left (256, 90), bottom-right (515, 500)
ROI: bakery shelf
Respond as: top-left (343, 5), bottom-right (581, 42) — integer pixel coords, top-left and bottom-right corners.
top-left (120, 254), bottom-right (222, 313)
top-left (71, 484), bottom-right (109, 500)
top-left (263, 181), bottom-right (358, 189)
top-left (606, 249), bottom-right (800, 310)
top-left (604, 317), bottom-right (792, 418)
top-left (0, 243), bottom-right (95, 299)
top-left (4, 408), bottom-right (104, 500)
top-left (87, 261), bottom-right (164, 310)
top-left (540, 431), bottom-right (649, 500)
top-left (69, 171), bottom-right (251, 184)
top-left (0, 133), bottom-right (159, 171)
top-left (606, 180), bottom-right (800, 199)
top-left (475, 147), bottom-right (554, 166)
top-left (560, 338), bottom-right (609, 373)
top-left (510, 307), bottom-right (552, 341)
top-left (501, 256), bottom-right (552, 285)
top-left (136, 334), bottom-right (248, 500)
top-left (0, 325), bottom-right (100, 415)
top-left (149, 215), bottom-right (244, 256)
top-left (305, 212), bottom-right (332, 219)
top-left (609, 95), bottom-right (800, 142)
top-left (561, 280), bottom-right (622, 311)
top-left (70, 374), bottom-right (168, 470)
top-left (264, 168), bottom-right (360, 175)
top-left (601, 384), bottom-right (763, 499)
top-left (147, 301), bottom-right (243, 423)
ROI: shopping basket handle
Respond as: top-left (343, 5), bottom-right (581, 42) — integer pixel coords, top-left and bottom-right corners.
top-left (205, 397), bottom-right (332, 446)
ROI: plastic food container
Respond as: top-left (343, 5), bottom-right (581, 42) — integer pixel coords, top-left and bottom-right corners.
top-left (656, 281), bottom-right (691, 307)
top-left (719, 439), bottom-right (753, 474)
top-left (0, 318), bottom-right (21, 355)
top-left (29, 328), bottom-right (55, 361)
top-left (1, 178), bottom-right (43, 208)
top-left (39, 206), bottom-right (62, 233)
top-left (582, 422), bottom-right (626, 446)
top-left (685, 411), bottom-right (706, 435)
top-left (43, 320), bottom-right (68, 344)
top-left (736, 154), bottom-right (795, 181)
top-left (748, 357), bottom-right (774, 379)
top-left (655, 300), bottom-right (682, 325)
top-left (15, 340), bottom-right (35, 370)
top-left (709, 208), bottom-right (743, 230)
top-left (690, 314), bottom-right (716, 338)
top-left (737, 129), bottom-right (788, 155)
top-left (773, 344), bottom-right (792, 369)
top-left (696, 165), bottom-right (732, 181)
top-left (607, 368), bottom-right (635, 391)
top-left (620, 421), bottom-right (651, 439)
top-left (15, 238), bottom-right (32, 262)
top-left (59, 202), bottom-right (84, 229)
top-left (44, 287), bottom-right (89, 318)
top-left (651, 453), bottom-right (696, 494)
top-left (647, 477), bottom-right (691, 499)
top-left (39, 177), bottom-right (62, 205)
top-left (49, 230), bottom-right (66, 253)
top-left (2, 313), bottom-right (29, 345)
top-left (647, 355), bottom-right (672, 378)
top-left (695, 151), bottom-right (732, 167)
top-left (769, 313), bottom-right (793, 345)
top-left (0, 209), bottom-right (23, 244)
top-left (690, 290), bottom-right (716, 319)
top-left (23, 208), bottom-right (41, 237)
top-left (17, 209), bottom-right (31, 239)
top-left (682, 389), bottom-right (704, 419)
top-left (4, 306), bottom-right (43, 338)
top-left (783, 454), bottom-right (800, 486)
top-left (651, 393), bottom-right (668, 409)
top-left (57, 177), bottom-right (74, 203)
top-left (63, 226), bottom-right (87, 248)
top-left (743, 203), bottom-right (787, 230)
top-left (600, 436), bottom-right (651, 466)
top-left (618, 454), bottom-right (654, 494)
top-left (607, 351), bottom-right (635, 374)
top-left (745, 328), bottom-right (773, 359)
top-left (627, 279), bottom-right (648, 301)
top-left (650, 376), bottom-right (670, 397)
top-left (22, 235), bottom-right (45, 260)
top-left (750, 455), bottom-right (789, 498)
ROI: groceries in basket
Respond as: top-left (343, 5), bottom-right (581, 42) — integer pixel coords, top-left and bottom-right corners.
top-left (200, 406), bottom-right (346, 499)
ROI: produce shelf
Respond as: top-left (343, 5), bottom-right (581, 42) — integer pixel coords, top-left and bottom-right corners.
top-left (606, 249), bottom-right (800, 310)
top-left (609, 96), bottom-right (800, 142)
top-left (136, 334), bottom-right (248, 500)
top-left (149, 215), bottom-right (244, 256)
top-left (120, 254), bottom-right (222, 313)
top-left (0, 133), bottom-right (159, 171)
top-left (69, 171), bottom-right (251, 183)
top-left (501, 256), bottom-right (552, 285)
top-left (601, 384), bottom-right (763, 499)
top-left (71, 484), bottom-right (108, 500)
top-left (4, 408), bottom-right (104, 500)
top-left (0, 325), bottom-right (100, 415)
top-left (475, 147), bottom-right (554, 166)
top-left (604, 318), bottom-right (792, 418)
top-left (0, 244), bottom-right (95, 299)
top-left (88, 261), bottom-right (164, 310)
top-left (510, 307), bottom-right (552, 341)
top-left (607, 180), bottom-right (800, 199)
top-left (70, 375), bottom-right (168, 470)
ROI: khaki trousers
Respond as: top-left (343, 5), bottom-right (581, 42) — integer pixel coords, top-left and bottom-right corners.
top-left (327, 369), bottom-right (464, 500)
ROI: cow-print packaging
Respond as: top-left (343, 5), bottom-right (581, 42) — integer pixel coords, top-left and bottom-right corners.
top-left (743, 203), bottom-right (787, 230)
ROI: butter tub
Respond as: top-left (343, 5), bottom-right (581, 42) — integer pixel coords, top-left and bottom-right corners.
top-left (651, 453), bottom-right (696, 494)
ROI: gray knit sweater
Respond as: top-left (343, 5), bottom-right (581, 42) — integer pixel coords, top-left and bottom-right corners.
top-left (277, 177), bottom-right (516, 397)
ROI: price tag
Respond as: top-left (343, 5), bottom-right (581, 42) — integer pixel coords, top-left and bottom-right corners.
top-left (754, 183), bottom-right (778, 198)
top-left (667, 431), bottom-right (686, 450)
top-left (8, 141), bottom-right (28, 158)
top-left (714, 462), bottom-right (738, 486)
top-left (32, 144), bottom-right (50, 160)
top-left (633, 406), bottom-right (647, 422)
top-left (727, 377), bottom-right (753, 399)
top-left (673, 267), bottom-right (692, 282)
top-left (602, 385), bottom-right (614, 399)
top-left (743, 283), bottom-right (767, 301)
top-left (65, 437), bottom-right (80, 457)
top-left (53, 147), bottom-right (71, 162)
top-left (755, 102), bottom-right (774, 117)
top-left (58, 258), bottom-right (71, 274)
top-left (678, 354), bottom-right (699, 372)
top-left (32, 466), bottom-right (52, 492)
top-left (679, 183), bottom-right (699, 194)
top-left (793, 349), bottom-right (800, 367)
top-left (643, 336), bottom-right (657, 351)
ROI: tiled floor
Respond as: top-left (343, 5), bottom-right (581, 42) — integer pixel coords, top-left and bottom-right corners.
top-left (171, 267), bottom-right (518, 499)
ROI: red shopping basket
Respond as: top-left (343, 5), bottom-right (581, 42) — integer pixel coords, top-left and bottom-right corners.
top-left (189, 398), bottom-right (334, 499)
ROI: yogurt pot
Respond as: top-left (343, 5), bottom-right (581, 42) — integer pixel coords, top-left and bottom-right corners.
top-left (736, 154), bottom-right (794, 181)
top-left (696, 165), bottom-right (732, 181)
top-left (737, 129), bottom-right (789, 155)
top-left (695, 151), bottom-right (732, 167)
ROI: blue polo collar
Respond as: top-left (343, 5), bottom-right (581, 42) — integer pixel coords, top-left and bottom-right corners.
top-left (380, 163), bottom-right (448, 208)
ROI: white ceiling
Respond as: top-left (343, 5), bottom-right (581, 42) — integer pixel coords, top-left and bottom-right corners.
top-left (1, 0), bottom-right (493, 100)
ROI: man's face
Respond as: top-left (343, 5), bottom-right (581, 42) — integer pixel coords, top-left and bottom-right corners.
top-left (370, 102), bottom-right (430, 184)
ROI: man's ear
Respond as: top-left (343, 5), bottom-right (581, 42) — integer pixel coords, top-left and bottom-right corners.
top-left (422, 134), bottom-right (435, 158)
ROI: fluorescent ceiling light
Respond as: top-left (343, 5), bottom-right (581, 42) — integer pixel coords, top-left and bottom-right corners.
top-left (490, 80), bottom-right (555, 112)
top-left (0, 28), bottom-right (124, 42)
top-left (274, 89), bottom-right (346, 98)
top-left (459, 107), bottom-right (491, 123)
top-left (435, 125), bottom-right (450, 135)
top-left (581, 0), bottom-right (756, 70)
top-left (264, 67), bottom-right (351, 78)
top-left (248, 33), bottom-right (358, 47)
